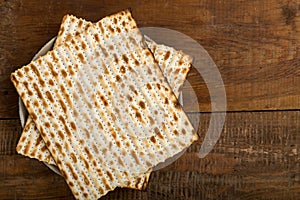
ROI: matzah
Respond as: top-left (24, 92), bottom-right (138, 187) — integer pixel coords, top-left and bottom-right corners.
top-left (12, 10), bottom-right (198, 199)
top-left (17, 14), bottom-right (193, 191)
top-left (18, 16), bottom-right (192, 164)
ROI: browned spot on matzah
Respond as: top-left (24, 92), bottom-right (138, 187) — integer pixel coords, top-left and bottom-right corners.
top-left (135, 177), bottom-right (142, 189)
top-left (51, 51), bottom-right (58, 62)
top-left (33, 83), bottom-right (44, 100)
top-left (67, 80), bottom-right (73, 88)
top-left (122, 54), bottom-right (128, 63)
top-left (164, 98), bottom-right (169, 104)
top-left (44, 122), bottom-right (50, 128)
top-left (78, 53), bottom-right (85, 64)
top-left (69, 181), bottom-right (74, 187)
top-left (68, 65), bottom-right (75, 76)
top-left (135, 111), bottom-right (144, 123)
top-left (92, 144), bottom-right (99, 154)
top-left (31, 64), bottom-right (45, 87)
top-left (66, 33), bottom-right (72, 42)
top-left (83, 128), bottom-right (90, 139)
top-left (33, 100), bottom-right (38, 107)
top-left (108, 45), bottom-right (114, 50)
top-left (48, 79), bottom-right (54, 86)
top-left (70, 121), bottom-right (76, 131)
top-left (59, 99), bottom-right (67, 113)
top-left (66, 162), bottom-right (78, 180)
top-left (146, 68), bottom-right (152, 76)
top-left (81, 172), bottom-right (90, 185)
top-left (58, 130), bottom-right (65, 140)
top-left (113, 53), bottom-right (118, 63)
top-left (61, 69), bottom-right (67, 78)
top-left (111, 113), bottom-right (116, 121)
top-left (173, 130), bottom-right (179, 135)
top-left (36, 136), bottom-right (42, 146)
top-left (146, 160), bottom-right (152, 167)
top-left (116, 141), bottom-right (121, 147)
top-left (118, 157), bottom-right (125, 167)
top-left (81, 41), bottom-right (87, 50)
top-left (98, 22), bottom-right (104, 33)
top-left (46, 61), bottom-right (58, 78)
top-left (84, 146), bottom-right (93, 160)
top-left (150, 136), bottom-right (156, 143)
top-left (45, 91), bottom-right (54, 103)
top-left (73, 91), bottom-right (79, 101)
top-left (17, 70), bottom-right (23, 78)
top-left (78, 20), bottom-right (83, 28)
top-left (58, 115), bottom-right (72, 137)
top-left (154, 110), bottom-right (158, 115)
top-left (146, 83), bottom-right (152, 90)
top-left (139, 101), bottom-right (145, 109)
top-left (116, 75), bottom-right (121, 82)
top-left (131, 150), bottom-right (140, 165)
top-left (164, 51), bottom-right (171, 60)
top-left (82, 155), bottom-right (90, 170)
top-left (126, 94), bottom-right (133, 102)
top-left (129, 85), bottom-right (138, 95)
top-left (58, 26), bottom-right (64, 36)
top-left (100, 95), bottom-right (108, 106)
top-left (55, 142), bottom-right (63, 155)
top-left (76, 81), bottom-right (84, 95)
top-left (173, 113), bottom-right (178, 121)
top-left (23, 141), bottom-right (30, 154)
top-left (85, 23), bottom-right (91, 31)
top-left (99, 45), bottom-right (109, 57)
top-left (173, 100), bottom-right (181, 110)
top-left (106, 171), bottom-right (114, 181)
top-left (11, 74), bottom-right (19, 87)
top-left (31, 113), bottom-right (37, 120)
top-left (41, 145), bottom-right (47, 152)
top-left (70, 152), bottom-right (77, 163)
top-left (120, 66), bottom-right (126, 73)
top-left (102, 177), bottom-right (111, 190)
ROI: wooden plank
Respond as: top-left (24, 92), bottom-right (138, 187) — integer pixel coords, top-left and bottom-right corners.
top-left (1, 0), bottom-right (300, 117)
top-left (0, 155), bottom-right (74, 199)
top-left (0, 119), bottom-right (22, 155)
top-left (1, 111), bottom-right (300, 199)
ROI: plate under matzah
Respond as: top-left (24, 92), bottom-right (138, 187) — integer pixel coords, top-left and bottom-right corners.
top-left (17, 14), bottom-right (193, 191)
top-left (12, 10), bottom-right (198, 199)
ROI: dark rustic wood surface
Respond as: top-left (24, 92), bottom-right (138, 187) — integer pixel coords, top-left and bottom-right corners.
top-left (1, 0), bottom-right (300, 199)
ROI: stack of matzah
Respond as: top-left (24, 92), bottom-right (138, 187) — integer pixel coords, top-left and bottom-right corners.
top-left (12, 10), bottom-right (198, 199)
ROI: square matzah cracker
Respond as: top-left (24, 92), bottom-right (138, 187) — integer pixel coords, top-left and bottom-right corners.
top-left (12, 10), bottom-right (198, 199)
top-left (16, 14), bottom-right (193, 191)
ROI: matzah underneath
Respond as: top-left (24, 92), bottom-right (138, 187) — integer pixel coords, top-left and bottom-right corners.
top-left (12, 10), bottom-right (198, 199)
top-left (16, 14), bottom-right (193, 190)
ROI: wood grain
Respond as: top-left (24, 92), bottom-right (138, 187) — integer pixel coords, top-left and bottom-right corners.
top-left (1, 0), bottom-right (300, 117)
top-left (1, 112), bottom-right (300, 199)
top-left (1, 0), bottom-right (300, 199)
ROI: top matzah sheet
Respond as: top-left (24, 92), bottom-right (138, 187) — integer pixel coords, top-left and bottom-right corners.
top-left (16, 14), bottom-right (193, 191)
top-left (12, 10), bottom-right (198, 199)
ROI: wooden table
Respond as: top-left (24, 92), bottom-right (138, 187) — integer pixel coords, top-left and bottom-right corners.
top-left (1, 0), bottom-right (300, 199)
